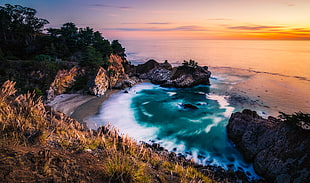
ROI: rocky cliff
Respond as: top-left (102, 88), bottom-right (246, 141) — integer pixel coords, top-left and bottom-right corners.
top-left (46, 54), bottom-right (138, 99)
top-left (47, 66), bottom-right (84, 102)
top-left (227, 109), bottom-right (310, 183)
top-left (46, 58), bottom-right (210, 103)
top-left (88, 54), bottom-right (140, 94)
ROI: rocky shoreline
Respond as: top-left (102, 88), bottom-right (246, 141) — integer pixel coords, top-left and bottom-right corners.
top-left (227, 109), bottom-right (309, 183)
top-left (45, 56), bottom-right (310, 183)
top-left (45, 57), bottom-right (271, 182)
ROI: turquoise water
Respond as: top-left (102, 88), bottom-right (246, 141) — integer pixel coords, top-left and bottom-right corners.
top-left (88, 40), bottom-right (310, 180)
top-left (90, 81), bottom-right (259, 179)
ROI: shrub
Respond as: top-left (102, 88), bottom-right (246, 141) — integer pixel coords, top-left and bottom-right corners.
top-left (279, 112), bottom-right (310, 130)
top-left (182, 59), bottom-right (198, 68)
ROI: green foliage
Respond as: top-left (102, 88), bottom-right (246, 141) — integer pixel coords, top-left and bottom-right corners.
top-left (0, 4), bottom-right (49, 42)
top-left (0, 3), bottom-right (126, 68)
top-left (279, 112), bottom-right (310, 130)
top-left (111, 40), bottom-right (126, 59)
top-left (0, 4), bottom-right (49, 57)
top-left (33, 87), bottom-right (43, 96)
top-left (70, 75), bottom-right (88, 91)
top-left (79, 46), bottom-right (104, 68)
top-left (182, 59), bottom-right (198, 68)
top-left (45, 23), bottom-right (115, 61)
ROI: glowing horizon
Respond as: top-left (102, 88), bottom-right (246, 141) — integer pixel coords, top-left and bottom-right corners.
top-left (2, 0), bottom-right (310, 40)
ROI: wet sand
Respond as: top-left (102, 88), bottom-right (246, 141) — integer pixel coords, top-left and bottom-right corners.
top-left (71, 89), bottom-right (120, 122)
top-left (47, 89), bottom-right (120, 123)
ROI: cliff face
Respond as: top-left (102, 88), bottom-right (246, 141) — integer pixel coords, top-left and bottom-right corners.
top-left (107, 54), bottom-right (125, 87)
top-left (46, 54), bottom-right (136, 99)
top-left (227, 109), bottom-right (310, 183)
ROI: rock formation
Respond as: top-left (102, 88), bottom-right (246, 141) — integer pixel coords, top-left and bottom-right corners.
top-left (131, 60), bottom-right (211, 88)
top-left (227, 109), bottom-right (310, 183)
top-left (88, 67), bottom-right (109, 96)
top-left (107, 54), bottom-right (126, 87)
top-left (47, 66), bottom-right (83, 103)
top-left (47, 58), bottom-right (211, 101)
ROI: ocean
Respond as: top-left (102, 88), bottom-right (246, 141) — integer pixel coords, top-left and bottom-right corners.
top-left (88, 40), bottom-right (310, 179)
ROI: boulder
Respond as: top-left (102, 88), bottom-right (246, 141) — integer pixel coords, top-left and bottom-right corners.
top-left (113, 76), bottom-right (141, 89)
top-left (227, 109), bottom-right (310, 182)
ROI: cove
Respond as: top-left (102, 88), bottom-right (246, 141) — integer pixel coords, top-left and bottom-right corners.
top-left (90, 77), bottom-right (262, 179)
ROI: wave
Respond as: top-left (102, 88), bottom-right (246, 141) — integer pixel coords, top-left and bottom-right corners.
top-left (90, 82), bottom-right (260, 180)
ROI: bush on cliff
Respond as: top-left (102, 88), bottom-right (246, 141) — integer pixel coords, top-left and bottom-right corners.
top-left (279, 111), bottom-right (310, 131)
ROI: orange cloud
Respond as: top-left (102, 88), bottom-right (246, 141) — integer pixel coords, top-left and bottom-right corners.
top-left (103, 23), bottom-right (310, 40)
top-left (224, 25), bottom-right (310, 40)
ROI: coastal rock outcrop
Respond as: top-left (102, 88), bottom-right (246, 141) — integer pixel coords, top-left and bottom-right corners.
top-left (227, 109), bottom-right (310, 183)
top-left (88, 67), bottom-right (109, 96)
top-left (47, 57), bottom-right (211, 100)
top-left (47, 66), bottom-right (83, 103)
top-left (162, 65), bottom-right (211, 87)
top-left (107, 54), bottom-right (126, 87)
top-left (132, 60), bottom-right (211, 88)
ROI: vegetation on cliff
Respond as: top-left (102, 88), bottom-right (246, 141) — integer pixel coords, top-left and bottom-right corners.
top-left (0, 4), bottom-right (128, 97)
top-left (0, 80), bottom-right (216, 182)
top-left (279, 111), bottom-right (310, 131)
top-left (0, 4), bottom-right (126, 63)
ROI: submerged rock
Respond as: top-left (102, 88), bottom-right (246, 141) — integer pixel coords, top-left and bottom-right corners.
top-left (227, 109), bottom-right (310, 182)
top-left (181, 103), bottom-right (199, 110)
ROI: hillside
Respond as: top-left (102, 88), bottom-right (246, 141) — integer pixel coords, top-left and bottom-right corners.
top-left (0, 80), bottom-right (217, 183)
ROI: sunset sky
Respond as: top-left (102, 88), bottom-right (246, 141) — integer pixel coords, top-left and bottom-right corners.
top-left (2, 0), bottom-right (310, 40)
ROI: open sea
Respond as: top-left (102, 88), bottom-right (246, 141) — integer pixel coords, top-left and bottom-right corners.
top-left (88, 40), bottom-right (310, 179)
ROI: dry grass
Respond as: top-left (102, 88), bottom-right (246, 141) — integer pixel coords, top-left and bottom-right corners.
top-left (0, 80), bottom-right (215, 183)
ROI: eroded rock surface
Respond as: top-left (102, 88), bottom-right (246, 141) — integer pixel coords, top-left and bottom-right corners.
top-left (227, 109), bottom-right (310, 183)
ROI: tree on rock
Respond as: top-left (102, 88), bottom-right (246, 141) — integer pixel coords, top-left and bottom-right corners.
top-left (111, 40), bottom-right (126, 59)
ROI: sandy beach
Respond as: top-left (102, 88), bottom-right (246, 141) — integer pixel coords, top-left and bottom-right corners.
top-left (47, 89), bottom-right (120, 123)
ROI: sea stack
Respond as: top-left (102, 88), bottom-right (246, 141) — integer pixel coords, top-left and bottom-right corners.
top-left (128, 59), bottom-right (211, 88)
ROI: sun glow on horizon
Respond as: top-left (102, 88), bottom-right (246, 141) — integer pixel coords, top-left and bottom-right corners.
top-left (1, 0), bottom-right (310, 40)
